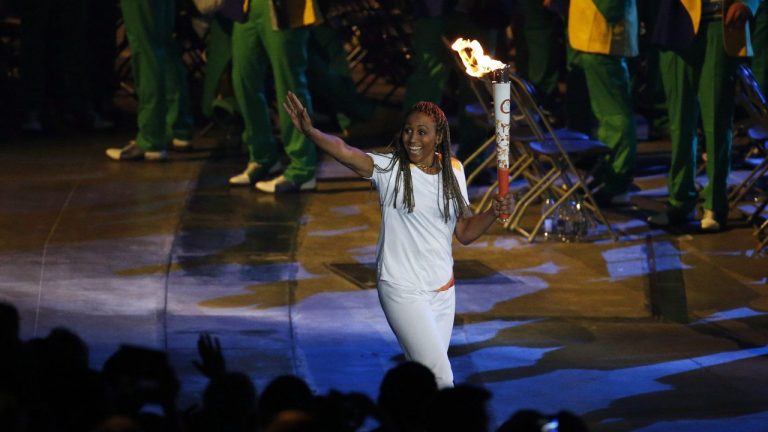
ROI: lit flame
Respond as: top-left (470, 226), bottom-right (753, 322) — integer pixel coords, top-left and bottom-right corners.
top-left (450, 38), bottom-right (505, 78)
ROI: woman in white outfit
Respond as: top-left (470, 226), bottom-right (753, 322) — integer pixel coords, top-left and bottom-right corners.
top-left (283, 91), bottom-right (512, 388)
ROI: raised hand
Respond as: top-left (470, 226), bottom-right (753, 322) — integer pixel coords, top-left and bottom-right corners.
top-left (283, 91), bottom-right (313, 135)
top-left (193, 332), bottom-right (226, 379)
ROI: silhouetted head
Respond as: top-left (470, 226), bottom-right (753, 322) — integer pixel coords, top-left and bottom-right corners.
top-left (0, 302), bottom-right (19, 345)
top-left (258, 374), bottom-right (313, 429)
top-left (378, 361), bottom-right (437, 430)
top-left (45, 327), bottom-right (89, 372)
top-left (309, 390), bottom-right (376, 432)
top-left (424, 384), bottom-right (492, 432)
top-left (203, 371), bottom-right (258, 419)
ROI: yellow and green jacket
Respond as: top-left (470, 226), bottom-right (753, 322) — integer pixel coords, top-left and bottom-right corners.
top-left (568, 0), bottom-right (639, 57)
top-left (651, 0), bottom-right (759, 57)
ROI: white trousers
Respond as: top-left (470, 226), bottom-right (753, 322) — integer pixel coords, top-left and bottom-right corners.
top-left (377, 280), bottom-right (456, 388)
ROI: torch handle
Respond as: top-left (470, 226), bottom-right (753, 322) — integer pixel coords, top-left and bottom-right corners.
top-left (497, 167), bottom-right (509, 220)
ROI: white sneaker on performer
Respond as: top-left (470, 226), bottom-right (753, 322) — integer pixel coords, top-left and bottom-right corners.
top-left (171, 137), bottom-right (192, 151)
top-left (255, 174), bottom-right (316, 193)
top-left (228, 160), bottom-right (284, 186)
top-left (106, 141), bottom-right (168, 161)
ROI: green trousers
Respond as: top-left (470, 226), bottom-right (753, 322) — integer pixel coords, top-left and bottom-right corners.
top-left (121, 0), bottom-right (193, 151)
top-left (201, 14), bottom-right (238, 120)
top-left (232, 0), bottom-right (315, 182)
top-left (752, 2), bottom-right (768, 91)
top-left (307, 24), bottom-right (375, 130)
top-left (660, 20), bottom-right (737, 214)
top-left (572, 51), bottom-right (637, 192)
top-left (517, 0), bottom-right (560, 102)
top-left (402, 16), bottom-right (449, 108)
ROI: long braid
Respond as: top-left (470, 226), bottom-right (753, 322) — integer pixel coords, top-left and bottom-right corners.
top-left (378, 102), bottom-right (470, 223)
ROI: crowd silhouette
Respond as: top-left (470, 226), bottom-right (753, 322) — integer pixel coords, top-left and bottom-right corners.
top-left (0, 301), bottom-right (589, 432)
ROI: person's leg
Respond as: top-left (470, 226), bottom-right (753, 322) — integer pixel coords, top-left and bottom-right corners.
top-left (518, 0), bottom-right (560, 103)
top-left (52, 0), bottom-right (90, 120)
top-left (430, 288), bottom-right (456, 367)
top-left (378, 282), bottom-right (454, 388)
top-left (659, 36), bottom-right (705, 216)
top-left (231, 5), bottom-right (275, 165)
top-left (402, 16), bottom-right (450, 108)
top-left (87, 0), bottom-right (118, 120)
top-left (564, 46), bottom-right (595, 135)
top-left (643, 47), bottom-right (670, 138)
top-left (20, 0), bottom-right (52, 125)
top-left (202, 15), bottom-right (235, 119)
top-left (120, 0), bottom-right (170, 151)
top-left (751, 2), bottom-right (768, 91)
top-left (577, 52), bottom-right (637, 195)
top-left (261, 6), bottom-right (316, 183)
top-left (162, 0), bottom-right (193, 142)
top-left (307, 24), bottom-right (375, 124)
top-left (698, 21), bottom-right (737, 219)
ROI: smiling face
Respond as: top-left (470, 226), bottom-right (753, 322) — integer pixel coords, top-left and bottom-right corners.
top-left (401, 111), bottom-right (441, 166)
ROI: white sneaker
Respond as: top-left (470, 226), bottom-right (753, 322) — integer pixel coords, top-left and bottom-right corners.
top-left (106, 141), bottom-right (167, 161)
top-left (700, 210), bottom-right (721, 232)
top-left (228, 160), bottom-right (283, 185)
top-left (171, 138), bottom-right (192, 151)
top-left (255, 175), bottom-right (317, 193)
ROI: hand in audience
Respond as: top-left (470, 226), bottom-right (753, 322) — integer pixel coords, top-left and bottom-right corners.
top-left (193, 333), bottom-right (226, 378)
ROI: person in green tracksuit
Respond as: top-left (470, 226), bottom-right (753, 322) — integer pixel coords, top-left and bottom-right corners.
top-left (649, 0), bottom-right (759, 231)
top-left (306, 21), bottom-right (377, 133)
top-left (567, 0), bottom-right (639, 205)
top-left (752, 0), bottom-right (768, 90)
top-left (106, 0), bottom-right (194, 161)
top-left (517, 0), bottom-right (561, 112)
top-left (228, 0), bottom-right (321, 193)
top-left (201, 14), bottom-right (238, 123)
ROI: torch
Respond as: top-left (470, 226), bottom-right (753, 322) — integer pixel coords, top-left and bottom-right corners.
top-left (450, 38), bottom-right (510, 219)
top-left (492, 66), bottom-right (511, 220)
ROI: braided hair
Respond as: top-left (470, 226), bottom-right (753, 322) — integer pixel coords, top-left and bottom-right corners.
top-left (375, 101), bottom-right (470, 223)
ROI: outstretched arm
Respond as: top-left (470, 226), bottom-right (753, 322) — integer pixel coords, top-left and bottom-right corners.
top-left (454, 194), bottom-right (514, 245)
top-left (284, 91), bottom-right (374, 178)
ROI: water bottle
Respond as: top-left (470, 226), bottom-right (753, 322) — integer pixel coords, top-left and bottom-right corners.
top-left (574, 196), bottom-right (589, 241)
top-left (557, 199), bottom-right (575, 242)
top-left (541, 196), bottom-right (557, 241)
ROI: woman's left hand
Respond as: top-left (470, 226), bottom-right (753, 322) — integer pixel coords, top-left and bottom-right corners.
top-left (284, 91), bottom-right (313, 135)
top-left (492, 193), bottom-right (514, 220)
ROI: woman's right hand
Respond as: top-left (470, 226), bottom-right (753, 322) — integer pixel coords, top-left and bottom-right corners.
top-left (283, 91), bottom-right (313, 135)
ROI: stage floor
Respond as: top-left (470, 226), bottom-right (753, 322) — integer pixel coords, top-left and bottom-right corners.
top-left (1, 130), bottom-right (767, 431)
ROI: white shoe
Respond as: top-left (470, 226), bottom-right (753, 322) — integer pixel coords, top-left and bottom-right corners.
top-left (228, 160), bottom-right (283, 185)
top-left (106, 141), bottom-right (167, 161)
top-left (171, 137), bottom-right (192, 151)
top-left (700, 210), bottom-right (721, 232)
top-left (255, 174), bottom-right (316, 193)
